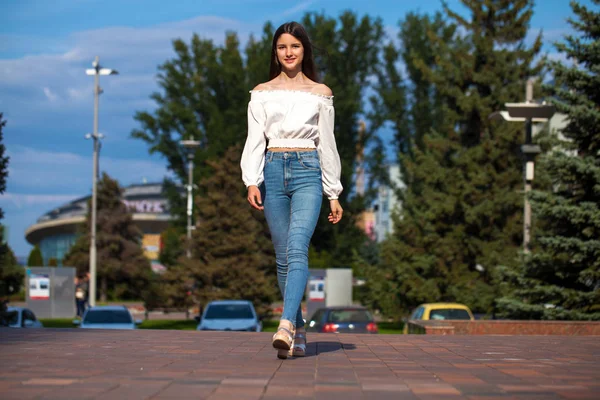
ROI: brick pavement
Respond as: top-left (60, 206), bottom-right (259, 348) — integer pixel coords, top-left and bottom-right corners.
top-left (1, 329), bottom-right (598, 399)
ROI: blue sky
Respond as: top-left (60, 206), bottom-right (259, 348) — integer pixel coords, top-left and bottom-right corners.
top-left (0, 0), bottom-right (589, 257)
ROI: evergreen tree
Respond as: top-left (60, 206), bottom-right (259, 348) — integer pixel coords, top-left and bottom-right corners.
top-left (133, 30), bottom-right (273, 267)
top-left (0, 113), bottom-right (7, 224)
top-left (302, 11), bottom-right (386, 266)
top-left (180, 144), bottom-right (277, 317)
top-left (133, 16), bottom-right (386, 269)
top-left (0, 113), bottom-right (23, 323)
top-left (158, 227), bottom-right (184, 267)
top-left (366, 0), bottom-right (544, 316)
top-left (63, 173), bottom-right (152, 302)
top-left (27, 245), bottom-right (43, 267)
top-left (498, 0), bottom-right (600, 320)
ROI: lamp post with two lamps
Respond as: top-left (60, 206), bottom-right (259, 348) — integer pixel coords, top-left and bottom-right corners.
top-left (85, 56), bottom-right (118, 307)
top-left (489, 78), bottom-right (555, 253)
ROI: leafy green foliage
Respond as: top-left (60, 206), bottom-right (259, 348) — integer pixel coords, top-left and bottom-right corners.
top-left (301, 11), bottom-right (386, 265)
top-left (159, 145), bottom-right (277, 317)
top-left (27, 245), bottom-right (43, 267)
top-left (497, 0), bottom-right (600, 320)
top-left (63, 173), bottom-right (152, 302)
top-left (0, 113), bottom-right (22, 324)
top-left (360, 0), bottom-right (543, 316)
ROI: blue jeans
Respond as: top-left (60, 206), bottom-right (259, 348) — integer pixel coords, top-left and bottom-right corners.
top-left (263, 150), bottom-right (322, 329)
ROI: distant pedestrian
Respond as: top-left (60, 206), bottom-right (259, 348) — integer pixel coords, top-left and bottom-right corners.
top-left (241, 21), bottom-right (343, 359)
top-left (74, 276), bottom-right (86, 318)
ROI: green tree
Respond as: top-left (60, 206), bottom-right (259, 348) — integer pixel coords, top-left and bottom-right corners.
top-left (63, 173), bottom-right (152, 302)
top-left (0, 113), bottom-right (24, 323)
top-left (0, 239), bottom-right (23, 326)
top-left (497, 0), bottom-right (600, 320)
top-left (0, 113), bottom-right (7, 224)
top-left (27, 245), bottom-right (43, 267)
top-left (132, 30), bottom-right (273, 267)
top-left (301, 11), bottom-right (386, 266)
top-left (47, 258), bottom-right (58, 267)
top-left (158, 227), bottom-right (184, 267)
top-left (180, 144), bottom-right (277, 317)
top-left (365, 0), bottom-right (544, 316)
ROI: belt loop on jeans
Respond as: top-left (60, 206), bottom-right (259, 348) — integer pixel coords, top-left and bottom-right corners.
top-left (268, 151), bottom-right (274, 162)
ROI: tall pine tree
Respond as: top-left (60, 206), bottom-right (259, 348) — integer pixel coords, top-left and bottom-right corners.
top-left (63, 173), bottom-right (152, 302)
top-left (174, 145), bottom-right (276, 316)
top-left (0, 113), bottom-right (23, 315)
top-left (302, 11), bottom-right (386, 266)
top-left (365, 0), bottom-right (544, 315)
top-left (498, 0), bottom-right (600, 320)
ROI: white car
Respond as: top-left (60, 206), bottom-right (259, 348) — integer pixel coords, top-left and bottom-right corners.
top-left (196, 300), bottom-right (262, 332)
top-left (74, 305), bottom-right (141, 330)
top-left (5, 307), bottom-right (44, 328)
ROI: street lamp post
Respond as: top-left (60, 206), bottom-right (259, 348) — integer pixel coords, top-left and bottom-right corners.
top-left (490, 78), bottom-right (555, 253)
top-left (179, 137), bottom-right (201, 258)
top-left (85, 56), bottom-right (118, 307)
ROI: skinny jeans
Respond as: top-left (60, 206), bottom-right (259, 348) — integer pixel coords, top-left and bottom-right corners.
top-left (263, 150), bottom-right (322, 329)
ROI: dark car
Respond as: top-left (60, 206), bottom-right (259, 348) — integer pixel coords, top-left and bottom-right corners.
top-left (306, 306), bottom-right (378, 334)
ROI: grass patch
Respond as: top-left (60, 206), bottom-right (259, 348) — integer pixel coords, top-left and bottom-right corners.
top-left (138, 320), bottom-right (197, 330)
top-left (377, 321), bottom-right (404, 334)
top-left (37, 319), bottom-right (405, 334)
top-left (39, 318), bottom-right (78, 328)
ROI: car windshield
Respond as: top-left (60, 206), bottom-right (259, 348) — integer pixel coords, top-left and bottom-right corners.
top-left (84, 310), bottom-right (132, 324)
top-left (204, 304), bottom-right (254, 320)
top-left (6, 310), bottom-right (18, 326)
top-left (429, 309), bottom-right (471, 320)
top-left (328, 309), bottom-right (372, 323)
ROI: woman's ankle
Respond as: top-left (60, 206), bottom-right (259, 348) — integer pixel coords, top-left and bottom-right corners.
top-left (279, 319), bottom-right (294, 330)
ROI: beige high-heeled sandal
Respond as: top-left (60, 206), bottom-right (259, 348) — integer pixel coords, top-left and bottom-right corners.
top-left (272, 320), bottom-right (294, 359)
top-left (289, 330), bottom-right (307, 357)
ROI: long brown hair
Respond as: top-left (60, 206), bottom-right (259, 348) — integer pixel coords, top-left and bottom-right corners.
top-left (269, 22), bottom-right (319, 82)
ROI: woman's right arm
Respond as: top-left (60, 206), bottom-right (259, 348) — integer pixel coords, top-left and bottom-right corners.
top-left (241, 92), bottom-right (267, 210)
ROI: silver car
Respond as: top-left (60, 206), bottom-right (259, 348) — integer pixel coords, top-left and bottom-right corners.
top-left (196, 300), bottom-right (262, 332)
top-left (74, 305), bottom-right (141, 330)
top-left (5, 307), bottom-right (44, 328)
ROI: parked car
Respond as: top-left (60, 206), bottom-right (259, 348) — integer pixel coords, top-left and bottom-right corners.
top-left (196, 300), bottom-right (262, 332)
top-left (306, 306), bottom-right (378, 334)
top-left (5, 307), bottom-right (44, 328)
top-left (403, 302), bottom-right (474, 334)
top-left (74, 305), bottom-right (141, 330)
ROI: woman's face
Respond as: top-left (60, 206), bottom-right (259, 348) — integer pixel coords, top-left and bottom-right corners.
top-left (276, 33), bottom-right (304, 72)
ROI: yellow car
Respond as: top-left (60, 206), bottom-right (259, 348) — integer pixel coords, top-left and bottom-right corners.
top-left (403, 303), bottom-right (474, 334)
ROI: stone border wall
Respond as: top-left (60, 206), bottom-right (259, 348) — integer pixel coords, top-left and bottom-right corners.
top-left (408, 320), bottom-right (600, 335)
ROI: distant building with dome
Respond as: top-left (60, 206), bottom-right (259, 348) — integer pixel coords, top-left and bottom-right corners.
top-left (25, 183), bottom-right (174, 269)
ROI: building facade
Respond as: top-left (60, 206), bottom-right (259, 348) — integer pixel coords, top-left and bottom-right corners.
top-left (374, 164), bottom-right (404, 243)
top-left (25, 183), bottom-right (174, 268)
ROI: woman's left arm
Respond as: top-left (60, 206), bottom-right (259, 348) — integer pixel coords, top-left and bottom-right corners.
top-left (317, 99), bottom-right (343, 223)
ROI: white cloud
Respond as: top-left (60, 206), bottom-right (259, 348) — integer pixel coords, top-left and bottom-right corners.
top-left (43, 87), bottom-right (59, 102)
top-left (0, 193), bottom-right (80, 209)
top-left (6, 146), bottom-right (171, 192)
top-left (281, 1), bottom-right (314, 17)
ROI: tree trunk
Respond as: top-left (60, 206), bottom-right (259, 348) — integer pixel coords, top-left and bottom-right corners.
top-left (100, 277), bottom-right (107, 303)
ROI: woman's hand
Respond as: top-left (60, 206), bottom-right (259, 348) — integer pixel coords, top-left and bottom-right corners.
top-left (328, 199), bottom-right (343, 224)
top-left (247, 185), bottom-right (264, 210)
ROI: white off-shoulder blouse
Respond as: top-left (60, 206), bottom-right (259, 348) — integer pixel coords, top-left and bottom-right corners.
top-left (240, 90), bottom-right (343, 200)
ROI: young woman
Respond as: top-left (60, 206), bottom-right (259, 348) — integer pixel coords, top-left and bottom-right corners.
top-left (241, 21), bottom-right (343, 359)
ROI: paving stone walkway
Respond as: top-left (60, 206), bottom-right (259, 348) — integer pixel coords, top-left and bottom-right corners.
top-left (1, 329), bottom-right (599, 399)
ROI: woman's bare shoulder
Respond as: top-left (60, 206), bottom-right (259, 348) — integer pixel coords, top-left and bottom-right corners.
top-left (311, 83), bottom-right (333, 97)
top-left (252, 83), bottom-right (269, 91)
top-left (253, 79), bottom-right (281, 91)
